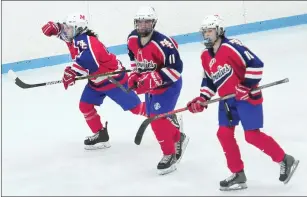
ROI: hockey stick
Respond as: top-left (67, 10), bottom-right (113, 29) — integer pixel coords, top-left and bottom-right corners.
top-left (8, 69), bottom-right (134, 89)
top-left (107, 76), bottom-right (130, 93)
top-left (126, 81), bottom-right (174, 93)
top-left (134, 78), bottom-right (289, 145)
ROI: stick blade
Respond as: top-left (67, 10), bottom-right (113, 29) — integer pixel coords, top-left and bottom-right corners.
top-left (15, 77), bottom-right (33, 89)
top-left (134, 118), bottom-right (153, 145)
top-left (7, 69), bottom-right (32, 89)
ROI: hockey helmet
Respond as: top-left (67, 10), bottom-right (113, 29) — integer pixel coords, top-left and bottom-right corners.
top-left (61, 13), bottom-right (89, 41)
top-left (134, 6), bottom-right (158, 37)
top-left (200, 15), bottom-right (225, 48)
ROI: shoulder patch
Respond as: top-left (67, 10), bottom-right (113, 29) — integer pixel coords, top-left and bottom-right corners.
top-left (159, 38), bottom-right (174, 49)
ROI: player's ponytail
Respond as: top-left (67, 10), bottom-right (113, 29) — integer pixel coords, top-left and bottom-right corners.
top-left (85, 29), bottom-right (98, 38)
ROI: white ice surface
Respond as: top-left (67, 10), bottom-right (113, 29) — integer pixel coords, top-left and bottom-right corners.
top-left (2, 25), bottom-right (307, 196)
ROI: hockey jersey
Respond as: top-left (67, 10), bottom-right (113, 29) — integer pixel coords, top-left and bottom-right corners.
top-left (60, 33), bottom-right (127, 91)
top-left (200, 37), bottom-right (264, 100)
top-left (127, 30), bottom-right (183, 94)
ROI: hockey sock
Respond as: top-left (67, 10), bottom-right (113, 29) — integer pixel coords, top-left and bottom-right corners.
top-left (79, 102), bottom-right (103, 133)
top-left (150, 116), bottom-right (181, 155)
top-left (245, 129), bottom-right (285, 163)
top-left (217, 126), bottom-right (244, 173)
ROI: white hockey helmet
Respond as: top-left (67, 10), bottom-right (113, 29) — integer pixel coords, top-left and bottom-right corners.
top-left (61, 13), bottom-right (89, 41)
top-left (200, 15), bottom-right (225, 48)
top-left (134, 6), bottom-right (158, 37)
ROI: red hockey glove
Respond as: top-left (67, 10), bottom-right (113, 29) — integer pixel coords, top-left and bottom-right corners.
top-left (42, 21), bottom-right (61, 37)
top-left (62, 66), bottom-right (77, 90)
top-left (235, 84), bottom-right (263, 105)
top-left (187, 96), bottom-right (207, 113)
top-left (127, 71), bottom-right (141, 90)
top-left (135, 72), bottom-right (163, 94)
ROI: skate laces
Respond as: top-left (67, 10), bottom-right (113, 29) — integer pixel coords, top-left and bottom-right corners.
top-left (161, 155), bottom-right (172, 163)
top-left (168, 115), bottom-right (180, 129)
top-left (280, 161), bottom-right (286, 174)
top-left (88, 133), bottom-right (99, 141)
top-left (176, 140), bottom-right (181, 152)
top-left (225, 173), bottom-right (237, 182)
top-left (176, 133), bottom-right (185, 152)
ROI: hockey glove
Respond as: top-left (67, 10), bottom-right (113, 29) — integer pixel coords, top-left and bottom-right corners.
top-left (235, 84), bottom-right (263, 105)
top-left (187, 96), bottom-right (208, 113)
top-left (135, 72), bottom-right (163, 94)
top-left (42, 21), bottom-right (61, 37)
top-left (62, 66), bottom-right (77, 90)
top-left (127, 70), bottom-right (141, 90)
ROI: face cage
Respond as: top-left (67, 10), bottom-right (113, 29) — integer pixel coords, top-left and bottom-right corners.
top-left (134, 19), bottom-right (156, 37)
top-left (60, 23), bottom-right (87, 42)
top-left (200, 27), bottom-right (224, 48)
top-left (59, 23), bottom-right (76, 42)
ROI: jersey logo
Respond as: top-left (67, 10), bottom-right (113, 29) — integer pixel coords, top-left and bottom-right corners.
top-left (77, 40), bottom-right (88, 50)
top-left (209, 58), bottom-right (216, 69)
top-left (80, 15), bottom-right (85, 20)
top-left (154, 102), bottom-right (161, 110)
top-left (229, 39), bottom-right (244, 46)
top-left (160, 39), bottom-right (174, 49)
top-left (211, 64), bottom-right (232, 83)
top-left (136, 49), bottom-right (157, 72)
top-left (136, 59), bottom-right (157, 72)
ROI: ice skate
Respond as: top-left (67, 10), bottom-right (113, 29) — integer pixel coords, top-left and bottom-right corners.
top-left (84, 123), bottom-right (111, 150)
top-left (219, 170), bottom-right (247, 191)
top-left (170, 114), bottom-right (190, 163)
top-left (157, 154), bottom-right (177, 175)
top-left (279, 154), bottom-right (300, 184)
top-left (175, 132), bottom-right (189, 163)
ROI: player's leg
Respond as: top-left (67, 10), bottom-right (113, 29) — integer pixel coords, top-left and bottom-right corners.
top-left (237, 101), bottom-right (299, 184)
top-left (80, 84), bottom-right (110, 150)
top-left (147, 78), bottom-right (189, 175)
top-left (106, 81), bottom-right (147, 116)
top-left (216, 99), bottom-right (247, 191)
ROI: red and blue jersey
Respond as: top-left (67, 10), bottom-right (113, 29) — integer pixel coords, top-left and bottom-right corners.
top-left (200, 37), bottom-right (263, 100)
top-left (61, 33), bottom-right (127, 91)
top-left (127, 30), bottom-right (183, 94)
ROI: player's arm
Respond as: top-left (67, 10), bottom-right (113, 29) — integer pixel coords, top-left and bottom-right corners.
top-left (230, 39), bottom-right (264, 88)
top-left (41, 21), bottom-right (70, 42)
top-left (200, 70), bottom-right (217, 100)
top-left (71, 37), bottom-right (105, 75)
top-left (126, 35), bottom-right (138, 69)
top-left (127, 43), bottom-right (137, 69)
top-left (158, 38), bottom-right (182, 84)
top-left (186, 64), bottom-right (216, 113)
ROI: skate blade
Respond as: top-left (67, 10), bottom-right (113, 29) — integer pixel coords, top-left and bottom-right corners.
top-left (176, 136), bottom-right (190, 164)
top-left (283, 159), bottom-right (300, 184)
top-left (220, 183), bottom-right (247, 191)
top-left (84, 142), bottom-right (111, 150)
top-left (158, 164), bottom-right (177, 175)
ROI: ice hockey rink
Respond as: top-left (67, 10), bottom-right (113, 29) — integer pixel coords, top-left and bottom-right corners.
top-left (2, 24), bottom-right (307, 196)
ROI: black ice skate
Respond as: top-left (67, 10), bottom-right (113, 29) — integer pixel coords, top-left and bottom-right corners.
top-left (157, 154), bottom-right (177, 175)
top-left (279, 154), bottom-right (300, 184)
top-left (220, 170), bottom-right (247, 191)
top-left (175, 132), bottom-right (189, 163)
top-left (84, 122), bottom-right (111, 150)
top-left (167, 114), bottom-right (181, 129)
top-left (169, 114), bottom-right (190, 163)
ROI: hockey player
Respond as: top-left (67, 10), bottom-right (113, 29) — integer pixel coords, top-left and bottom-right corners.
top-left (41, 13), bottom-right (146, 150)
top-left (186, 15), bottom-right (299, 190)
top-left (127, 6), bottom-right (189, 175)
